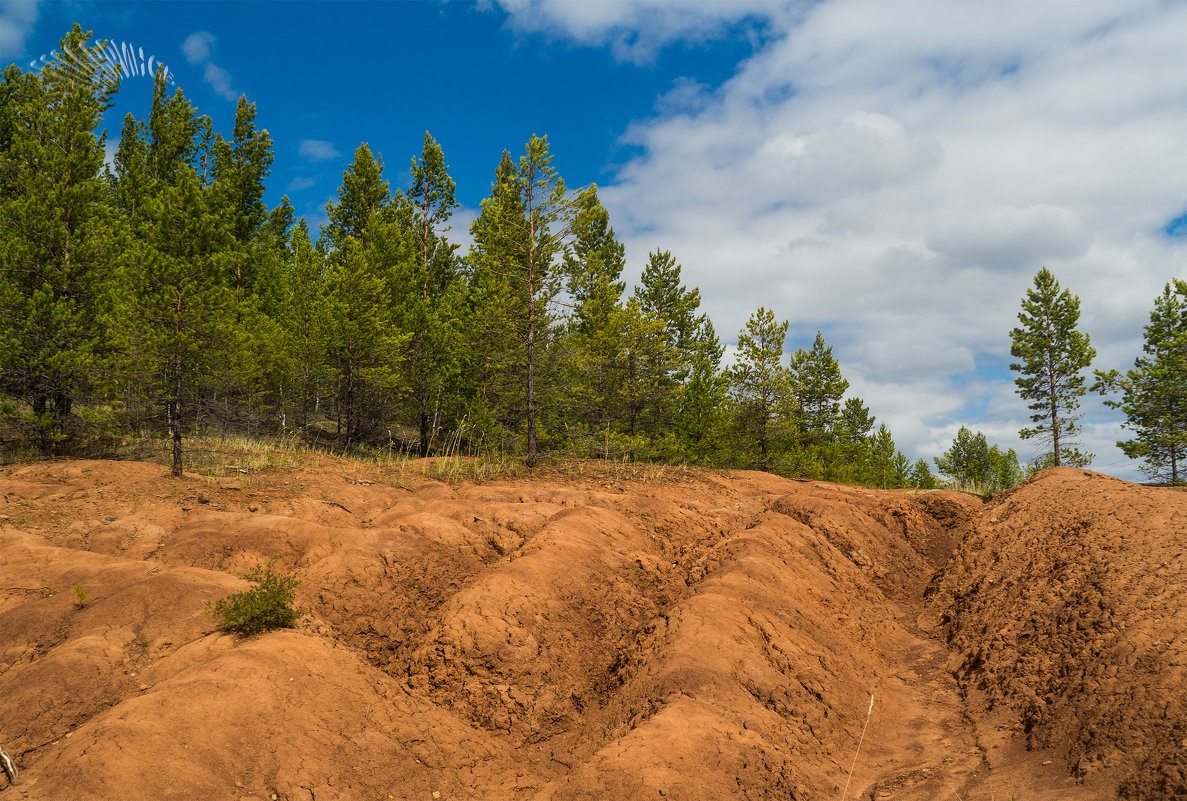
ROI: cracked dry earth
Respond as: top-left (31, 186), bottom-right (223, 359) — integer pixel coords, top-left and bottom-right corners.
top-left (1, 458), bottom-right (1184, 800)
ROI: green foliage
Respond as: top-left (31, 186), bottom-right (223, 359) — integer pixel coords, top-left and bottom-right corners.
top-left (787, 331), bottom-right (849, 449)
top-left (0, 27), bottom-right (119, 453)
top-left (0, 26), bottom-right (945, 491)
top-left (1009, 268), bottom-right (1096, 467)
top-left (934, 427), bottom-right (1024, 493)
top-left (206, 561), bottom-right (302, 635)
top-left (728, 307), bottom-right (790, 470)
top-left (468, 135), bottom-right (580, 465)
top-left (71, 585), bottom-right (88, 609)
top-left (1094, 280), bottom-right (1187, 484)
top-left (908, 458), bottom-right (939, 489)
top-left (111, 77), bottom-right (237, 476)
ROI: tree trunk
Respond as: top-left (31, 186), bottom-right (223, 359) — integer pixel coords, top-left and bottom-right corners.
top-left (526, 314), bottom-right (537, 466)
top-left (170, 354), bottom-right (183, 478)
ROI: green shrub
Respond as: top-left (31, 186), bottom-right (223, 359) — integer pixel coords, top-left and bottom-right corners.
top-left (206, 561), bottom-right (302, 635)
top-left (71, 585), bottom-right (88, 609)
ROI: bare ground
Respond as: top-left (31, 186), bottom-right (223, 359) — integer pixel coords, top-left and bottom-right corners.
top-left (0, 457), bottom-right (1182, 800)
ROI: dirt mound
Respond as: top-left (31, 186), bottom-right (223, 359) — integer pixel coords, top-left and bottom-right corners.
top-left (0, 457), bottom-right (1182, 800)
top-left (931, 467), bottom-right (1187, 799)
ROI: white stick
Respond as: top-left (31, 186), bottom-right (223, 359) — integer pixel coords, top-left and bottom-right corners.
top-left (840, 694), bottom-right (875, 801)
top-left (0, 745), bottom-right (17, 783)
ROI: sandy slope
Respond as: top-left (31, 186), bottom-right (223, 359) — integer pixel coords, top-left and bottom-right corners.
top-left (0, 458), bottom-right (1181, 800)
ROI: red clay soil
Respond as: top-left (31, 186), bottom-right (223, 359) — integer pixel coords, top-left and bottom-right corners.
top-left (0, 458), bottom-right (1182, 800)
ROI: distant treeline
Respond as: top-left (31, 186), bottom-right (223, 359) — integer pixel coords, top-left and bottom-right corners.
top-left (22, 27), bottom-right (1177, 491)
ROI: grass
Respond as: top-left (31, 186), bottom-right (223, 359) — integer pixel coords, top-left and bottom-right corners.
top-left (4, 414), bottom-right (702, 492)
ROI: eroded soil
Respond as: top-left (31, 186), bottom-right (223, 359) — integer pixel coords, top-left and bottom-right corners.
top-left (0, 458), bottom-right (1182, 800)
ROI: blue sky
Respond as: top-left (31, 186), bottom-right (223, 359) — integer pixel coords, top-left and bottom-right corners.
top-left (6, 0), bottom-right (1187, 481)
top-left (20, 1), bottom-right (762, 227)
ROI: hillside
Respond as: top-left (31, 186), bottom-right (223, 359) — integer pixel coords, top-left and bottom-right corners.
top-left (1, 458), bottom-right (1183, 800)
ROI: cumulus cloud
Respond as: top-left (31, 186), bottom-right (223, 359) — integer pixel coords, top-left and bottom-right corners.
top-left (491, 0), bottom-right (793, 61)
top-left (297, 139), bottom-right (341, 162)
top-left (181, 30), bottom-right (213, 65)
top-left (180, 30), bottom-right (237, 101)
top-left (0, 0), bottom-right (40, 58)
top-left (561, 0), bottom-right (1187, 479)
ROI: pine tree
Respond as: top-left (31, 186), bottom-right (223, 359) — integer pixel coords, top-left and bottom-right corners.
top-left (323, 143), bottom-right (389, 250)
top-left (402, 132), bottom-right (465, 454)
top-left (787, 331), bottom-right (849, 451)
top-left (1094, 280), bottom-right (1187, 483)
top-left (408, 131), bottom-right (458, 299)
top-left (673, 333), bottom-right (728, 464)
top-left (729, 307), bottom-right (789, 470)
top-left (211, 95), bottom-right (274, 294)
top-left (634, 249), bottom-right (714, 378)
top-left (0, 27), bottom-right (119, 451)
top-left (615, 298), bottom-right (678, 449)
top-left (560, 186), bottom-right (629, 446)
top-left (908, 458), bottom-right (938, 489)
top-left (1009, 268), bottom-right (1096, 467)
top-left (468, 135), bottom-right (578, 465)
top-left (321, 237), bottom-right (408, 442)
top-left (565, 186), bottom-right (625, 336)
top-left (870, 423), bottom-right (897, 488)
top-left (318, 143), bottom-right (413, 442)
top-left (115, 159), bottom-right (235, 476)
top-left (284, 219), bottom-right (328, 431)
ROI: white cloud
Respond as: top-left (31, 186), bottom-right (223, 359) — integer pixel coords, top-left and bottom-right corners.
top-left (180, 30), bottom-right (237, 101)
top-left (298, 139), bottom-right (342, 162)
top-left (492, 0), bottom-right (794, 62)
top-left (286, 175), bottom-right (317, 192)
top-left (202, 62), bottom-right (236, 101)
top-left (0, 0), bottom-right (40, 58)
top-left (569, 0), bottom-right (1187, 480)
top-left (181, 30), bottom-right (214, 65)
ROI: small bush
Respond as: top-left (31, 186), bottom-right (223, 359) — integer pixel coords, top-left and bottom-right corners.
top-left (71, 585), bottom-right (88, 609)
top-left (206, 560), bottom-right (302, 635)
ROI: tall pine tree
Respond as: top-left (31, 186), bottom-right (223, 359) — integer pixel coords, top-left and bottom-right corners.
top-left (1094, 280), bottom-right (1187, 483)
top-left (1010, 268), bottom-right (1096, 467)
top-left (0, 27), bottom-right (119, 450)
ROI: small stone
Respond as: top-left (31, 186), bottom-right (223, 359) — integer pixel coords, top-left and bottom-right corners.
top-left (235, 781), bottom-right (244, 788)
top-left (433, 793), bottom-right (441, 799)
top-left (105, 516), bottom-right (117, 522)
top-left (1042, 760), bottom-right (1052, 766)
top-left (248, 504), bottom-right (259, 512)
top-left (197, 494), bottom-right (210, 504)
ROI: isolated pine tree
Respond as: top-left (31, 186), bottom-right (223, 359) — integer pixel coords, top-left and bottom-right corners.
top-left (1094, 280), bottom-right (1187, 483)
top-left (1009, 268), bottom-right (1096, 467)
